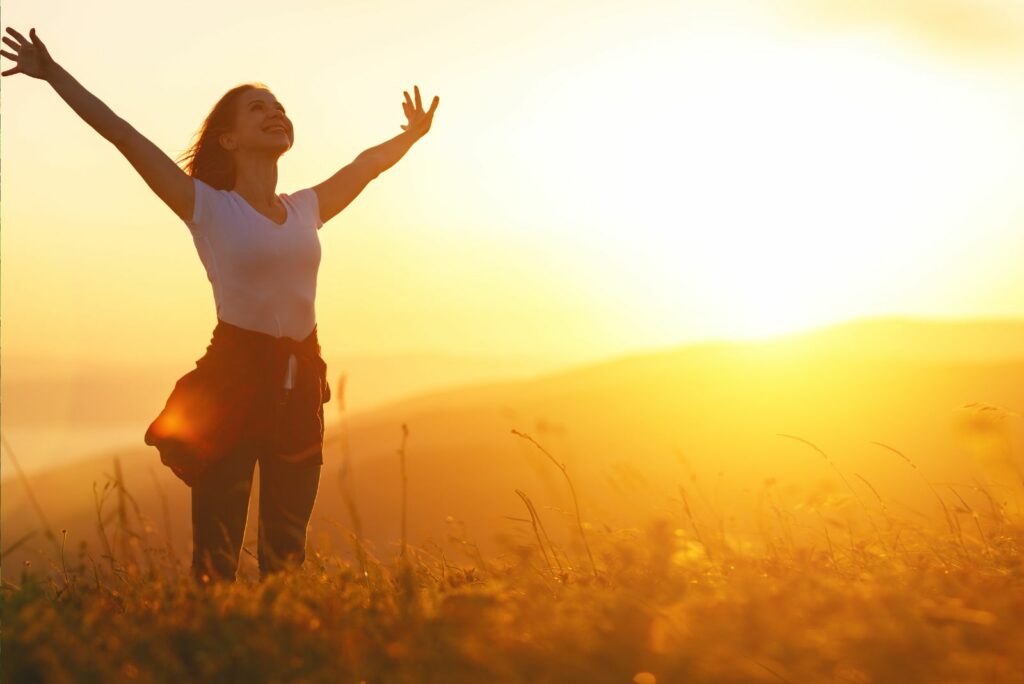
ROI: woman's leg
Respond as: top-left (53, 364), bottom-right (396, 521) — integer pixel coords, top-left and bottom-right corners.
top-left (191, 438), bottom-right (259, 584)
top-left (256, 454), bottom-right (322, 580)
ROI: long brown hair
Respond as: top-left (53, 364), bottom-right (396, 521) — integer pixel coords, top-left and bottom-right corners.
top-left (176, 82), bottom-right (271, 190)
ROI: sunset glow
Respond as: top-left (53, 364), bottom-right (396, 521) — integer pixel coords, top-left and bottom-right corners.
top-left (5, 3), bottom-right (1024, 678)
top-left (2, 1), bottom-right (1024, 370)
top-left (3, 0), bottom-right (1024, 472)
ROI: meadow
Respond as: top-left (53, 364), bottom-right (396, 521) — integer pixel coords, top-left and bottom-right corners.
top-left (2, 422), bottom-right (1023, 683)
top-left (5, 320), bottom-right (1024, 682)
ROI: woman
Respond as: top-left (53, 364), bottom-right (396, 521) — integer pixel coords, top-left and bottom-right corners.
top-left (1, 26), bottom-right (439, 584)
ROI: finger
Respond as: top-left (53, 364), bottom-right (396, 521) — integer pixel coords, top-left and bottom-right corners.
top-left (404, 90), bottom-right (414, 110)
top-left (427, 95), bottom-right (439, 115)
top-left (0, 49), bottom-right (18, 61)
top-left (6, 27), bottom-right (29, 45)
top-left (2, 36), bottom-right (21, 51)
top-left (414, 85), bottom-right (421, 111)
top-left (29, 28), bottom-right (46, 49)
top-left (1, 66), bottom-right (21, 76)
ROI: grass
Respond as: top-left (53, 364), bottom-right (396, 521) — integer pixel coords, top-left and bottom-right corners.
top-left (2, 421), bottom-right (1024, 683)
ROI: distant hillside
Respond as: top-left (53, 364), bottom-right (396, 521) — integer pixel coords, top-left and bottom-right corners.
top-left (774, 316), bottom-right (1024, 362)
top-left (5, 316), bottom-right (1024, 577)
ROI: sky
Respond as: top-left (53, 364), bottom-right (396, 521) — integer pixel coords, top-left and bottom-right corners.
top-left (3, 0), bottom-right (1024, 407)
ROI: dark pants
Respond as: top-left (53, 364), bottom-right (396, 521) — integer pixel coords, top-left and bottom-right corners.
top-left (191, 386), bottom-right (323, 584)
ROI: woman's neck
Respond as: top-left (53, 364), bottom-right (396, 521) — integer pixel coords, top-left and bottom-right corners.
top-left (232, 155), bottom-right (280, 207)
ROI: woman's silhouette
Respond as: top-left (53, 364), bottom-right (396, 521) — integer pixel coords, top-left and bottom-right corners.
top-left (1, 26), bottom-right (439, 584)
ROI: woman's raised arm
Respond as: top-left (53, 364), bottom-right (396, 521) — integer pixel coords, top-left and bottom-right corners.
top-left (1, 26), bottom-right (194, 224)
top-left (311, 85), bottom-right (439, 226)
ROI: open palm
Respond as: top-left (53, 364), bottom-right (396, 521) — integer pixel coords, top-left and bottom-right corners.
top-left (1, 26), bottom-right (56, 80)
top-left (400, 85), bottom-right (439, 139)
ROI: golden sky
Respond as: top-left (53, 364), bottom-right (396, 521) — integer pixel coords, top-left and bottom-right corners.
top-left (3, 0), bottom-right (1024, 374)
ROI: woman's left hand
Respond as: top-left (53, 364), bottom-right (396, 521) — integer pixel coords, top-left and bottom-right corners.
top-left (401, 85), bottom-right (439, 139)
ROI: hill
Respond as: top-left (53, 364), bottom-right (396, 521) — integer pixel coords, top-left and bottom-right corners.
top-left (5, 316), bottom-right (1024, 576)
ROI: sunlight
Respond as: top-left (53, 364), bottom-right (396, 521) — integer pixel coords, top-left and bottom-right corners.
top-left (506, 22), bottom-right (1016, 341)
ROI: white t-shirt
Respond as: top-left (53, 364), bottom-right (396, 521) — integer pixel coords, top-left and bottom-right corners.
top-left (185, 176), bottom-right (324, 389)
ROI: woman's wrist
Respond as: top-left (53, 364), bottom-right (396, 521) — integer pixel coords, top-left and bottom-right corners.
top-left (43, 59), bottom-right (65, 84)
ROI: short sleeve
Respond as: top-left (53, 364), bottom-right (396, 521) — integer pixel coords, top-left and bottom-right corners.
top-left (293, 187), bottom-right (324, 230)
top-left (187, 177), bottom-right (220, 232)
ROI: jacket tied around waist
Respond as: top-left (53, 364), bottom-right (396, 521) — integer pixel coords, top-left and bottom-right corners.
top-left (144, 318), bottom-right (331, 487)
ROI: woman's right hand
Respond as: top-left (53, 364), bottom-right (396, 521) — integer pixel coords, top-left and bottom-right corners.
top-left (1, 27), bottom-right (57, 80)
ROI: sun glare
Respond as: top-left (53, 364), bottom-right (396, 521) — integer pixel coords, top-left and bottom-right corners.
top-left (504, 21), bottom-right (1016, 342)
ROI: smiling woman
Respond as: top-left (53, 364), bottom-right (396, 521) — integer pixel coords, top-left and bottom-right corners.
top-left (0, 22), bottom-right (441, 584)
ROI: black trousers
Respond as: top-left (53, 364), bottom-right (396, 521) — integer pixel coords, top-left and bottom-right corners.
top-left (191, 385), bottom-right (323, 584)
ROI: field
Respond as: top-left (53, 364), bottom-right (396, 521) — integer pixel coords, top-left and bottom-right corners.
top-left (4, 320), bottom-right (1024, 682)
top-left (3, 428), bottom-right (1023, 683)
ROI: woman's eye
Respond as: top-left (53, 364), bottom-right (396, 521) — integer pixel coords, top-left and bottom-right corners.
top-left (252, 102), bottom-right (285, 114)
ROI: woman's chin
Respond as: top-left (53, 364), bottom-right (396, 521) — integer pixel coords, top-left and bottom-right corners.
top-left (257, 141), bottom-right (291, 156)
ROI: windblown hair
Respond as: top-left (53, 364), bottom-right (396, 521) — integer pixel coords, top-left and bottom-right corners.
top-left (176, 82), bottom-right (272, 190)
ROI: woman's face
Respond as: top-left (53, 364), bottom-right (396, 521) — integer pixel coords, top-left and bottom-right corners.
top-left (222, 88), bottom-right (293, 155)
